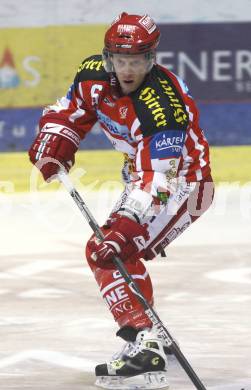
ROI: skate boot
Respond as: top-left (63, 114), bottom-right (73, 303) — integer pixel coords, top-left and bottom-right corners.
top-left (95, 326), bottom-right (169, 389)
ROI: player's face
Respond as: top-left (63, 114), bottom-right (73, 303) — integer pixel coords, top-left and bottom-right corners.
top-left (112, 54), bottom-right (149, 94)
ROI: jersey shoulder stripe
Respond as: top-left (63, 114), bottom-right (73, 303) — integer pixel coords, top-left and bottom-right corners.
top-left (74, 54), bottom-right (109, 84)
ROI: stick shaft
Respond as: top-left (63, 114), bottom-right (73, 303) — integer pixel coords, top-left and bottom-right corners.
top-left (58, 171), bottom-right (207, 390)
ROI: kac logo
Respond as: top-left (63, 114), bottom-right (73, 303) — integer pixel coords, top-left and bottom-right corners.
top-left (119, 106), bottom-right (128, 119)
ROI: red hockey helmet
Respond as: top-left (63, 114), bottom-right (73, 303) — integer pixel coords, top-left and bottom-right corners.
top-left (104, 13), bottom-right (160, 55)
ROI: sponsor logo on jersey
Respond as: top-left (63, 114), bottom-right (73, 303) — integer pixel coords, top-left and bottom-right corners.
top-left (139, 87), bottom-right (167, 128)
top-left (77, 59), bottom-right (103, 73)
top-left (96, 109), bottom-right (131, 141)
top-left (150, 130), bottom-right (185, 159)
top-left (174, 183), bottom-right (193, 203)
top-left (158, 78), bottom-right (188, 125)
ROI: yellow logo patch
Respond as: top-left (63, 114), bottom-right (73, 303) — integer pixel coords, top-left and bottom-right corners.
top-left (111, 359), bottom-right (125, 370)
top-left (158, 78), bottom-right (188, 125)
top-left (77, 59), bottom-right (103, 73)
top-left (151, 356), bottom-right (160, 366)
top-left (139, 87), bottom-right (167, 128)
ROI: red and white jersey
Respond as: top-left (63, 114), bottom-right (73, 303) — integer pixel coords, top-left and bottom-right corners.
top-left (39, 55), bottom-right (211, 198)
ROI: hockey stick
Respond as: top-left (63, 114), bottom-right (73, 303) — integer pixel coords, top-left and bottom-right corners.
top-left (58, 170), bottom-right (207, 390)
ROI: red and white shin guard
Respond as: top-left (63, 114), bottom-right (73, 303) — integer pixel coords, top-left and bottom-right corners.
top-left (86, 246), bottom-right (153, 329)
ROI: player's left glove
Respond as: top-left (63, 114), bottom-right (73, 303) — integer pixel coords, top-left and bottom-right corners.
top-left (87, 215), bottom-right (149, 266)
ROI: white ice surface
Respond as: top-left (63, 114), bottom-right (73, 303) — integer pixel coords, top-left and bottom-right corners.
top-left (0, 184), bottom-right (250, 257)
top-left (0, 184), bottom-right (251, 390)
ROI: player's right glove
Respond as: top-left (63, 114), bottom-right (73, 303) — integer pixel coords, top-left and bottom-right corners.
top-left (28, 124), bottom-right (80, 181)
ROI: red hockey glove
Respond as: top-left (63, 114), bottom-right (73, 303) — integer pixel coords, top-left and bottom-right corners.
top-left (87, 215), bottom-right (149, 266)
top-left (28, 126), bottom-right (80, 181)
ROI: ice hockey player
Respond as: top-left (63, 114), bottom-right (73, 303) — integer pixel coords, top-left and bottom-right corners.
top-left (29, 12), bottom-right (214, 390)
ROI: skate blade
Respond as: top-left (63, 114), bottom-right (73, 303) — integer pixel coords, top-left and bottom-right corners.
top-left (95, 371), bottom-right (169, 390)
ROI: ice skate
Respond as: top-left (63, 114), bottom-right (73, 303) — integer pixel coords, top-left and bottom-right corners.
top-left (95, 326), bottom-right (169, 390)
